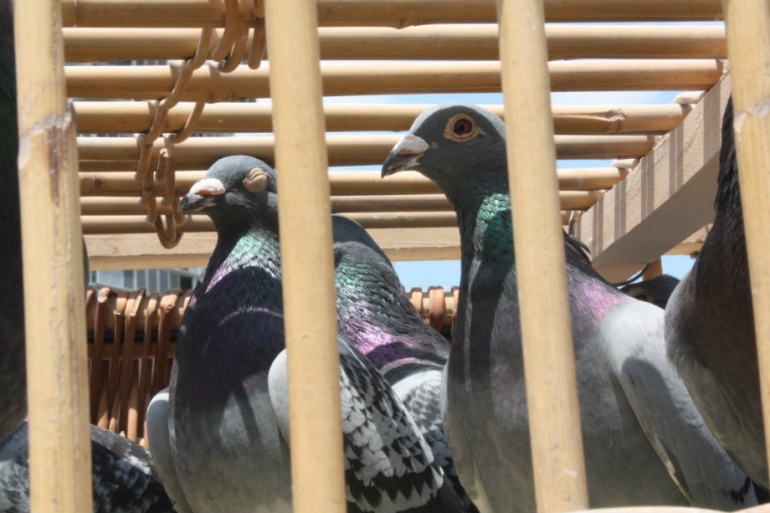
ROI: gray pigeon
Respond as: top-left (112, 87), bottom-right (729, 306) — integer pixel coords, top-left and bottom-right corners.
top-left (381, 103), bottom-right (757, 512)
top-left (0, 421), bottom-right (175, 513)
top-left (153, 155), bottom-right (464, 513)
top-left (0, 0), bottom-right (26, 442)
top-left (665, 97), bottom-right (769, 489)
top-left (331, 214), bottom-right (477, 513)
top-left (620, 274), bottom-right (681, 309)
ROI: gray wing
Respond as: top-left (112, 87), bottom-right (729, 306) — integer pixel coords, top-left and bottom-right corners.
top-left (0, 422), bottom-right (176, 513)
top-left (268, 340), bottom-right (461, 513)
top-left (605, 298), bottom-right (756, 510)
top-left (146, 389), bottom-right (194, 513)
top-left (665, 274), bottom-right (768, 489)
top-left (393, 369), bottom-right (479, 513)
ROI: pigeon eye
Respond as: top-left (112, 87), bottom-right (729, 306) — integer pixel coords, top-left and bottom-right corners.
top-left (444, 114), bottom-right (479, 141)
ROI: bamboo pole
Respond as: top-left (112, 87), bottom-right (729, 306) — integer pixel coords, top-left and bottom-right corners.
top-left (78, 169), bottom-right (620, 197)
top-left (722, 0), bottom-right (770, 483)
top-left (64, 60), bottom-right (725, 101)
top-left (14, 0), bottom-right (93, 511)
top-left (497, 0), bottom-right (588, 511)
top-left (62, 25), bottom-right (727, 62)
top-left (73, 101), bottom-right (687, 135)
top-left (79, 194), bottom-right (599, 215)
top-left (79, 210), bottom-right (570, 234)
top-left (60, 0), bottom-right (723, 28)
top-left (263, 0), bottom-right (346, 511)
top-left (74, 134), bottom-right (654, 169)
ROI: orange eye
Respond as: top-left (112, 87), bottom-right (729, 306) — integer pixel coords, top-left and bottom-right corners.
top-left (444, 114), bottom-right (479, 141)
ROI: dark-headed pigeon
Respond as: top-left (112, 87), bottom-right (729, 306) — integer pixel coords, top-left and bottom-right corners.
top-left (0, 0), bottom-right (26, 442)
top-left (620, 274), bottom-right (680, 310)
top-left (331, 214), bottom-right (477, 512)
top-left (665, 97), bottom-right (768, 489)
top-left (0, 421), bottom-right (175, 513)
top-left (381, 103), bottom-right (756, 511)
top-left (151, 155), bottom-right (464, 512)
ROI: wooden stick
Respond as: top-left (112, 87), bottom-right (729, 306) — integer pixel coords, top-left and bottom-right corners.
top-left (263, 0), bottom-right (346, 510)
top-left (80, 194), bottom-right (595, 215)
top-left (78, 169), bottom-right (622, 197)
top-left (73, 100), bottom-right (688, 135)
top-left (14, 0), bottom-right (92, 510)
top-left (722, 0), bottom-right (770, 483)
top-left (65, 60), bottom-right (725, 101)
top-left (62, 25), bottom-right (726, 62)
top-left (74, 134), bottom-right (654, 169)
top-left (497, 0), bottom-right (588, 511)
top-left (60, 0), bottom-right (723, 28)
top-left (80, 211), bottom-right (503, 234)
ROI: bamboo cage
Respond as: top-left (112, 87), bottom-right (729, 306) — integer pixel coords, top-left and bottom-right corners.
top-left (13, 0), bottom-right (770, 512)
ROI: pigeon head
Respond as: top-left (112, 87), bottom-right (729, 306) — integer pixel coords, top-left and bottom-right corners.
top-left (179, 155), bottom-right (278, 232)
top-left (381, 103), bottom-right (508, 198)
top-left (331, 214), bottom-right (390, 266)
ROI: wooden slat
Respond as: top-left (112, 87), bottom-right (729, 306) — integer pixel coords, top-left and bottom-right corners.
top-left (73, 101), bottom-right (688, 136)
top-left (79, 194), bottom-right (597, 214)
top-left (497, 0), bottom-right (588, 510)
top-left (62, 25), bottom-right (727, 62)
top-left (74, 134), bottom-right (655, 169)
top-left (722, 0), bottom-right (770, 475)
top-left (65, 60), bottom-right (726, 101)
top-left (14, 0), bottom-right (93, 510)
top-left (576, 73), bottom-right (732, 283)
top-left (60, 0), bottom-right (723, 28)
top-left (264, 0), bottom-right (346, 509)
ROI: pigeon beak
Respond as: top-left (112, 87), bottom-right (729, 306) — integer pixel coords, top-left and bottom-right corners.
top-left (178, 177), bottom-right (226, 212)
top-left (381, 134), bottom-right (430, 177)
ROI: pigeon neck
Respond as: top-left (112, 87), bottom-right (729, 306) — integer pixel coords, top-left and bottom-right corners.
top-left (335, 280), bottom-right (447, 377)
top-left (205, 226), bottom-right (282, 290)
top-left (454, 186), bottom-right (515, 272)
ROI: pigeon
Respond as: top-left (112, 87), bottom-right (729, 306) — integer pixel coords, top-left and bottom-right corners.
top-left (665, 97), bottom-right (768, 489)
top-left (0, 421), bottom-right (175, 513)
top-left (154, 155), bottom-right (464, 513)
top-left (620, 274), bottom-right (680, 309)
top-left (331, 214), bottom-right (477, 513)
top-left (0, 0), bottom-right (26, 442)
top-left (381, 103), bottom-right (757, 512)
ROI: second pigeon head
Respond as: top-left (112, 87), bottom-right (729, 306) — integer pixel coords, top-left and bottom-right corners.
top-left (179, 155), bottom-right (278, 231)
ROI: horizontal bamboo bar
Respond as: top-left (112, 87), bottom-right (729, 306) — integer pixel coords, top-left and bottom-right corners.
top-left (60, 0), bottom-right (723, 28)
top-left (75, 134), bottom-right (654, 169)
top-left (81, 211), bottom-right (573, 234)
top-left (73, 101), bottom-right (688, 135)
top-left (62, 25), bottom-right (727, 62)
top-left (65, 60), bottom-right (726, 101)
top-left (79, 169), bottom-right (624, 196)
top-left (79, 191), bottom-right (601, 215)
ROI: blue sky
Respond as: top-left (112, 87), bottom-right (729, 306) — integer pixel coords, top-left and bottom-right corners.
top-left (327, 88), bottom-right (698, 289)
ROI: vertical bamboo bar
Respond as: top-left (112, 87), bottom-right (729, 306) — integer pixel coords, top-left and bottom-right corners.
top-left (496, 0), bottom-right (588, 512)
top-left (14, 0), bottom-right (92, 511)
top-left (722, 0), bottom-right (770, 482)
top-left (262, 2), bottom-right (346, 512)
